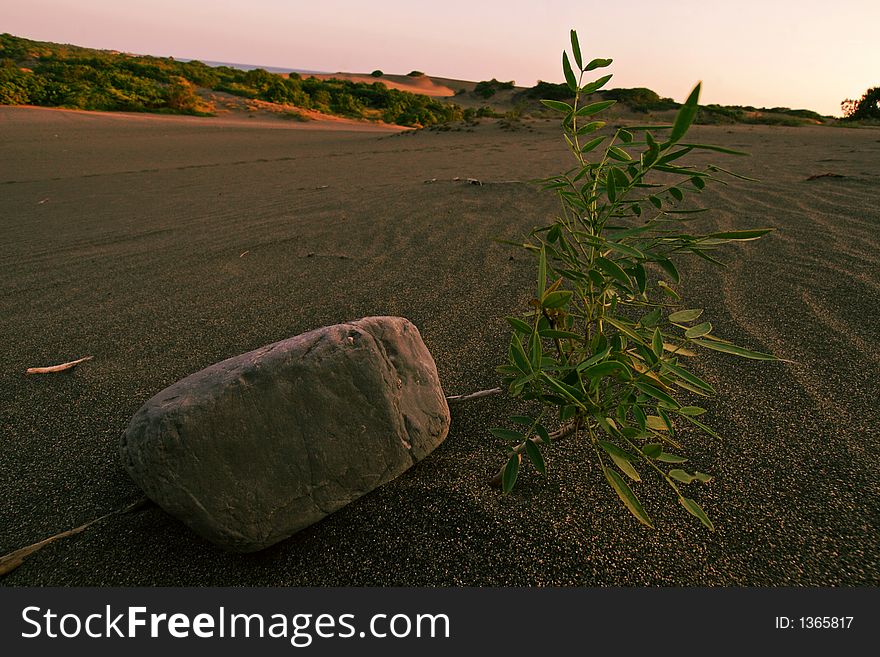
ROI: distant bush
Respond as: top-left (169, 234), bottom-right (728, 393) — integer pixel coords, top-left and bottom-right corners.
top-left (474, 78), bottom-right (515, 99)
top-left (601, 87), bottom-right (677, 113)
top-left (522, 80), bottom-right (571, 102)
top-left (370, 70), bottom-right (383, 77)
top-left (475, 105), bottom-right (502, 118)
top-left (841, 87), bottom-right (880, 120)
top-left (407, 70), bottom-right (424, 77)
top-left (165, 76), bottom-right (211, 115)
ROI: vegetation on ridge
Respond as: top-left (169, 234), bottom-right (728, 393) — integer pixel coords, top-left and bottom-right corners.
top-left (0, 33), bottom-right (462, 127)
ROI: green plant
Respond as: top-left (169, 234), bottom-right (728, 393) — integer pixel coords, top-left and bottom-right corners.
top-left (841, 87), bottom-right (880, 120)
top-left (493, 30), bottom-right (781, 531)
top-left (370, 69), bottom-right (383, 77)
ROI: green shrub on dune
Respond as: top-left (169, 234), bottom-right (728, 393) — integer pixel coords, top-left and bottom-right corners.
top-left (0, 33), bottom-right (462, 126)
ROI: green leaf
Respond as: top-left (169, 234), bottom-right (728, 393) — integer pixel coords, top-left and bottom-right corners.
top-left (705, 228), bottom-right (773, 241)
top-left (635, 381), bottom-right (679, 407)
top-left (657, 452), bottom-right (688, 463)
top-left (669, 186), bottom-right (684, 201)
top-left (668, 308), bottom-right (703, 324)
top-left (611, 455), bottom-right (641, 482)
top-left (581, 360), bottom-right (632, 380)
top-left (580, 135), bottom-right (606, 153)
top-left (691, 176), bottom-right (706, 190)
top-left (576, 99), bottom-right (616, 116)
top-left (648, 195), bottom-right (662, 209)
top-left (581, 73), bottom-right (613, 94)
top-left (595, 256), bottom-right (631, 288)
top-left (642, 443), bottom-right (663, 458)
top-left (641, 306), bottom-right (662, 327)
top-left (540, 329), bottom-right (584, 340)
top-left (685, 322), bottom-right (713, 339)
top-left (541, 99), bottom-right (573, 113)
top-left (510, 335), bottom-right (532, 372)
top-left (632, 404), bottom-right (647, 430)
top-left (529, 331), bottom-right (542, 367)
top-left (562, 51), bottom-right (578, 91)
top-left (579, 346), bottom-right (611, 369)
top-left (690, 338), bottom-right (779, 360)
top-left (669, 82), bottom-right (701, 144)
top-left (585, 57), bottom-right (613, 71)
top-left (608, 146), bottom-right (632, 161)
top-left (506, 316), bottom-right (533, 334)
top-left (662, 361), bottom-right (716, 395)
top-left (678, 142), bottom-right (748, 155)
top-left (604, 317), bottom-right (648, 345)
top-left (536, 424), bottom-right (551, 446)
top-left (680, 413), bottom-right (721, 439)
top-left (605, 468), bottom-right (654, 528)
top-left (542, 290), bottom-right (573, 308)
top-left (538, 245), bottom-right (547, 297)
top-left (525, 439), bottom-right (546, 475)
top-left (652, 328), bottom-right (663, 358)
top-left (509, 415), bottom-right (535, 425)
top-left (606, 168), bottom-right (617, 202)
top-left (610, 166), bottom-right (629, 190)
top-left (634, 263), bottom-right (647, 294)
top-left (577, 121), bottom-right (605, 134)
top-left (491, 428), bottom-right (526, 442)
top-left (694, 471), bottom-right (713, 483)
top-left (605, 240), bottom-right (644, 259)
top-left (656, 257), bottom-right (680, 284)
top-left (669, 469), bottom-right (697, 484)
top-left (658, 280), bottom-right (680, 299)
top-left (619, 129), bottom-right (633, 143)
top-left (678, 406), bottom-right (706, 416)
top-left (680, 496), bottom-right (714, 530)
top-left (570, 30), bottom-right (583, 70)
top-left (502, 453), bottom-right (521, 493)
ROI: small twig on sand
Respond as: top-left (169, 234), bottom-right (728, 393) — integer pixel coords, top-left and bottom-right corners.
top-left (0, 497), bottom-right (150, 577)
top-left (805, 172), bottom-right (845, 181)
top-left (26, 356), bottom-right (93, 375)
top-left (489, 421), bottom-right (579, 488)
top-left (239, 250), bottom-right (250, 258)
top-left (445, 387), bottom-right (502, 404)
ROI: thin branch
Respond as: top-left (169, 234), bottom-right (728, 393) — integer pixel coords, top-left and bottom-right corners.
top-left (26, 356), bottom-right (93, 375)
top-left (445, 387), bottom-right (502, 404)
top-left (0, 497), bottom-right (150, 577)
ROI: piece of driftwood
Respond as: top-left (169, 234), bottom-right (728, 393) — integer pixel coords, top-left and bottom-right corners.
top-left (26, 355), bottom-right (93, 375)
top-left (445, 387), bottom-right (502, 404)
top-left (0, 497), bottom-right (149, 577)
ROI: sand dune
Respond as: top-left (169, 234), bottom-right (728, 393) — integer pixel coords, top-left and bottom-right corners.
top-left (306, 72), bottom-right (456, 97)
top-left (1, 107), bottom-right (878, 585)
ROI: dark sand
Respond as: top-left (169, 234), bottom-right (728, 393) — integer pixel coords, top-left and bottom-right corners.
top-left (1, 106), bottom-right (878, 585)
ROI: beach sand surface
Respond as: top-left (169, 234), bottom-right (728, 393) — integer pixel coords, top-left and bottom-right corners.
top-left (1, 106), bottom-right (878, 585)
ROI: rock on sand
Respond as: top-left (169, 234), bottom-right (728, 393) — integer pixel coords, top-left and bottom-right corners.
top-left (120, 316), bottom-right (450, 552)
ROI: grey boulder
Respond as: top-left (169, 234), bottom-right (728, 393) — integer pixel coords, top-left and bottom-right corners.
top-left (120, 316), bottom-right (450, 552)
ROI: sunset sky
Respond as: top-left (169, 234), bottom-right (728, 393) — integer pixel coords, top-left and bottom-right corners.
top-left (4, 0), bottom-right (877, 116)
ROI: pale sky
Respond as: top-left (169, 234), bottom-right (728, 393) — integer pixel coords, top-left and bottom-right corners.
top-left (3, 0), bottom-right (878, 116)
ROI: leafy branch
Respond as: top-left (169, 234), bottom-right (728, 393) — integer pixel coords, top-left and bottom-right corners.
top-left (492, 30), bottom-right (782, 531)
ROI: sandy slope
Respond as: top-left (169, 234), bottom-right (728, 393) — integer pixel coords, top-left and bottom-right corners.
top-left (306, 72), bottom-right (456, 97)
top-left (1, 107), bottom-right (878, 585)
